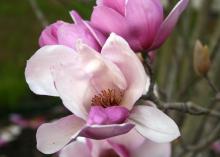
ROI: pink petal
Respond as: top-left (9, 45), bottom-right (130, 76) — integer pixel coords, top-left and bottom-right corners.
top-left (69, 10), bottom-right (83, 24)
top-left (87, 106), bottom-right (109, 125)
top-left (39, 21), bottom-right (65, 47)
top-left (101, 33), bottom-right (149, 110)
top-left (76, 41), bottom-right (128, 92)
top-left (129, 105), bottom-right (180, 143)
top-left (82, 21), bottom-right (106, 48)
top-left (25, 45), bottom-right (76, 96)
top-left (132, 140), bottom-right (171, 157)
top-left (87, 106), bottom-right (129, 125)
top-left (150, 0), bottom-right (189, 49)
top-left (96, 0), bottom-right (126, 15)
top-left (79, 123), bottom-right (134, 140)
top-left (105, 106), bottom-right (129, 124)
top-left (107, 140), bottom-right (129, 157)
top-left (70, 10), bottom-right (106, 48)
top-left (109, 129), bottom-right (171, 157)
top-left (57, 23), bottom-right (100, 51)
top-left (91, 6), bottom-right (129, 37)
top-left (89, 139), bottom-right (116, 157)
top-left (109, 129), bottom-right (146, 151)
top-left (40, 11), bottom-right (104, 51)
top-left (51, 42), bottom-right (127, 119)
top-left (36, 115), bottom-right (85, 154)
top-left (59, 141), bottom-right (90, 157)
top-left (125, 0), bottom-right (163, 49)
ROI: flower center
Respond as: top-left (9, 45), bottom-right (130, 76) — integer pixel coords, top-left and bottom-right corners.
top-left (100, 149), bottom-right (120, 157)
top-left (91, 89), bottom-right (123, 108)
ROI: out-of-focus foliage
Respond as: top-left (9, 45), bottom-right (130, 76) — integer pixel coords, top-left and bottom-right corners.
top-left (0, 0), bottom-right (95, 111)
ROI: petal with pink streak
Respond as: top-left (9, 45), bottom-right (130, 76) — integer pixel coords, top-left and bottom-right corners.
top-left (83, 21), bottom-right (106, 48)
top-left (133, 140), bottom-right (171, 157)
top-left (59, 141), bottom-right (90, 157)
top-left (36, 115), bottom-right (85, 154)
top-left (109, 129), bottom-right (171, 157)
top-left (57, 23), bottom-right (100, 51)
top-left (89, 139), bottom-right (117, 157)
top-left (101, 33), bottom-right (149, 110)
top-left (79, 123), bottom-right (134, 140)
top-left (75, 41), bottom-right (127, 93)
top-left (69, 10), bottom-right (83, 24)
top-left (96, 0), bottom-right (127, 15)
top-left (25, 45), bottom-right (76, 96)
top-left (107, 140), bottom-right (129, 157)
top-left (150, 0), bottom-right (189, 49)
top-left (109, 129), bottom-right (146, 151)
top-left (129, 105), bottom-right (180, 143)
top-left (51, 42), bottom-right (127, 119)
top-left (51, 61), bottom-right (93, 119)
top-left (91, 6), bottom-right (129, 37)
top-left (70, 10), bottom-right (106, 48)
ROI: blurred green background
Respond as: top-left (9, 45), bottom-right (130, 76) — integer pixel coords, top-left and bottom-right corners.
top-left (0, 0), bottom-right (95, 116)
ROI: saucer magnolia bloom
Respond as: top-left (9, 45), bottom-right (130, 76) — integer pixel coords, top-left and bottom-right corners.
top-left (39, 11), bottom-right (105, 51)
top-left (91, 0), bottom-right (189, 52)
top-left (25, 33), bottom-right (179, 154)
top-left (60, 130), bottom-right (171, 157)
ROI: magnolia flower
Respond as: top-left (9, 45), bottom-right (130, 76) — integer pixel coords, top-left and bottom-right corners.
top-left (91, 0), bottom-right (189, 52)
top-left (39, 11), bottom-right (106, 51)
top-left (25, 33), bottom-right (179, 154)
top-left (60, 130), bottom-right (171, 157)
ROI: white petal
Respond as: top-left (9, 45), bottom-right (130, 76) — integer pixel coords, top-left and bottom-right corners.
top-left (132, 140), bottom-right (171, 157)
top-left (59, 141), bottom-right (90, 157)
top-left (101, 33), bottom-right (149, 110)
top-left (25, 45), bottom-right (76, 96)
top-left (129, 105), bottom-right (180, 143)
top-left (36, 115), bottom-right (85, 154)
top-left (52, 41), bottom-right (127, 119)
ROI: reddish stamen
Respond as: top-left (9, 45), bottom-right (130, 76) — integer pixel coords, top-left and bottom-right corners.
top-left (91, 89), bottom-right (123, 108)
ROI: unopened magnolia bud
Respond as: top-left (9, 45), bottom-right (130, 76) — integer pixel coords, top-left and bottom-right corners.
top-left (193, 40), bottom-right (211, 76)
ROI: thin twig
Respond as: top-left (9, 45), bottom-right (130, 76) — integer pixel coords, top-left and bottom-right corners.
top-left (141, 51), bottom-right (220, 118)
top-left (141, 93), bottom-right (220, 118)
top-left (163, 102), bottom-right (220, 118)
top-left (205, 75), bottom-right (219, 93)
top-left (143, 56), bottom-right (155, 97)
top-left (183, 123), bottom-right (220, 151)
top-left (28, 0), bottom-right (49, 27)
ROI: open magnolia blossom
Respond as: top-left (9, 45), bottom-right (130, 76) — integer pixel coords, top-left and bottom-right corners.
top-left (25, 33), bottom-right (180, 154)
top-left (91, 0), bottom-right (189, 52)
top-left (60, 129), bottom-right (171, 157)
top-left (39, 10), bottom-right (105, 51)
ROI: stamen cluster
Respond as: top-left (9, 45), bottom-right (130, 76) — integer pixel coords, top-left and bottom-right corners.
top-left (91, 89), bottom-right (123, 107)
